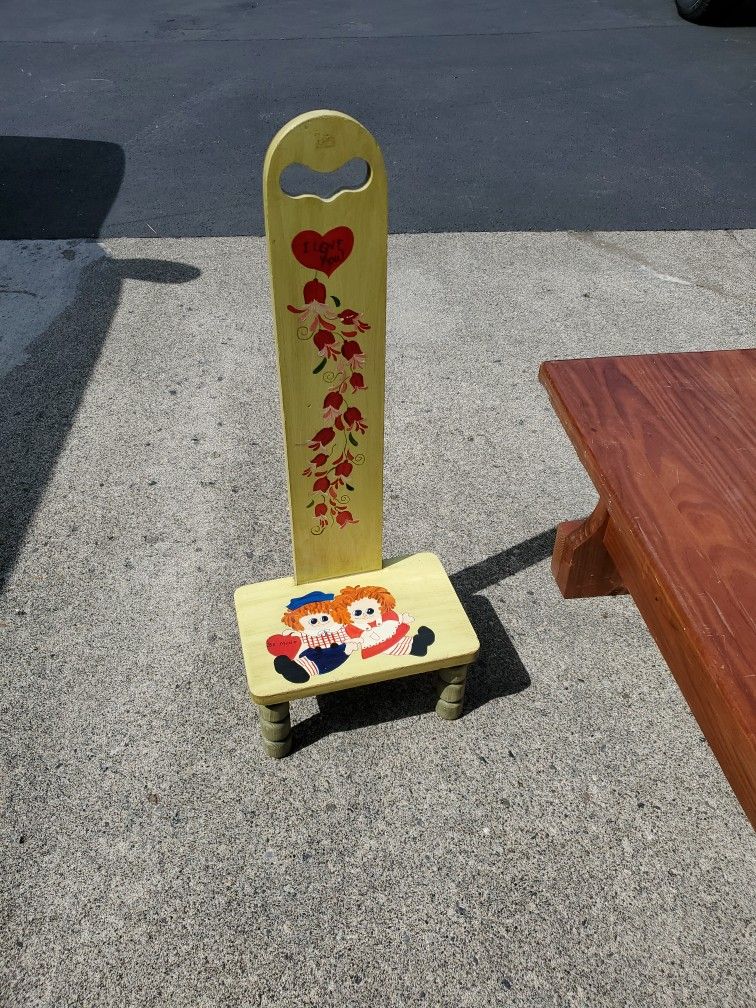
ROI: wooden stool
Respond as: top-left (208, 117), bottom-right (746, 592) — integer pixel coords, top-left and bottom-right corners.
top-left (234, 110), bottom-right (479, 757)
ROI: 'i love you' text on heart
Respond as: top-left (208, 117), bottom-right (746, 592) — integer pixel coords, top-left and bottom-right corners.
top-left (291, 227), bottom-right (354, 277)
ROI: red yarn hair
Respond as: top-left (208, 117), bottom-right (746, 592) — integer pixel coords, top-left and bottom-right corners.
top-left (336, 585), bottom-right (396, 614)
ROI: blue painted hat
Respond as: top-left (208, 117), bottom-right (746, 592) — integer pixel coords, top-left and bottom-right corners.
top-left (287, 590), bottom-right (334, 610)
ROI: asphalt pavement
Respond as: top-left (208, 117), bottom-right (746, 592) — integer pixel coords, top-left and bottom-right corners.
top-left (1, 0), bottom-right (755, 236)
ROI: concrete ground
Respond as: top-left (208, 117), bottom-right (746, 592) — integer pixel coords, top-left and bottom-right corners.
top-left (1, 229), bottom-right (755, 1007)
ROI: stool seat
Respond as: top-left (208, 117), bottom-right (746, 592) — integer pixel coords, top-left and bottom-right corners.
top-left (235, 552), bottom-right (479, 706)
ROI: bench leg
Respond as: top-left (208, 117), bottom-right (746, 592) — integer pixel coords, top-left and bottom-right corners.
top-left (257, 701), bottom-right (293, 758)
top-left (434, 665), bottom-right (468, 720)
top-left (552, 499), bottom-right (627, 599)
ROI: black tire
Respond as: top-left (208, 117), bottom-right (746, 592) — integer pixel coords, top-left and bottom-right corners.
top-left (675, 0), bottom-right (727, 22)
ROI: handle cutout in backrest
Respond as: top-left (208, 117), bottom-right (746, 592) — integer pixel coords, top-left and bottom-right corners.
top-left (280, 158), bottom-right (371, 200)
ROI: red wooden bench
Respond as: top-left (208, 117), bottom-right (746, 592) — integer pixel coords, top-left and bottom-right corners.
top-left (540, 349), bottom-right (756, 826)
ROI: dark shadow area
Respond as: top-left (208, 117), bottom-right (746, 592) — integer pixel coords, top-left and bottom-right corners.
top-left (0, 137), bottom-right (201, 589)
top-left (0, 137), bottom-right (125, 239)
top-left (0, 255), bottom-right (201, 589)
top-left (450, 528), bottom-right (557, 715)
top-left (687, 0), bottom-right (756, 25)
top-left (294, 528), bottom-right (556, 750)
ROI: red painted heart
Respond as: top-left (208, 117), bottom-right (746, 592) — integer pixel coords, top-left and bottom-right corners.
top-left (266, 634), bottom-right (301, 659)
top-left (291, 227), bottom-right (354, 277)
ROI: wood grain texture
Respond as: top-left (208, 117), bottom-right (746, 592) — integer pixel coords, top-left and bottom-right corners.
top-left (235, 552), bottom-right (480, 705)
top-left (539, 349), bottom-right (756, 826)
top-left (552, 500), bottom-right (626, 598)
top-left (263, 110), bottom-right (387, 584)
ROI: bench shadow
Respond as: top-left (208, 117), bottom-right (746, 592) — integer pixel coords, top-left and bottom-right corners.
top-left (294, 528), bottom-right (556, 750)
top-left (0, 136), bottom-right (201, 590)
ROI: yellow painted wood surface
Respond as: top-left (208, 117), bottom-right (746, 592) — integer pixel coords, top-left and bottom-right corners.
top-left (263, 110), bottom-right (387, 584)
top-left (235, 552), bottom-right (480, 704)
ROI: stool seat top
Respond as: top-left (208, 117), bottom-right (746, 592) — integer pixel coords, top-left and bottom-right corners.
top-left (235, 552), bottom-right (479, 704)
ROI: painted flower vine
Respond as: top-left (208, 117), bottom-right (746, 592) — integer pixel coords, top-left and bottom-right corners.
top-left (287, 277), bottom-right (370, 534)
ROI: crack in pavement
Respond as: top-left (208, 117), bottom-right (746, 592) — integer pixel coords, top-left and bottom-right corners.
top-left (571, 231), bottom-right (756, 307)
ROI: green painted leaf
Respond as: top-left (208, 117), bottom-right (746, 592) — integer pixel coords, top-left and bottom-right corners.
top-left (345, 483), bottom-right (354, 492)
top-left (312, 358), bottom-right (326, 374)
top-left (348, 433), bottom-right (358, 447)
top-left (306, 499), bottom-right (314, 508)
top-left (331, 295), bottom-right (341, 307)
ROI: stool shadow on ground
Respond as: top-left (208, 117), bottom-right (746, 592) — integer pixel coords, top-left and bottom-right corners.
top-left (0, 136), bottom-right (201, 591)
top-left (294, 528), bottom-right (556, 750)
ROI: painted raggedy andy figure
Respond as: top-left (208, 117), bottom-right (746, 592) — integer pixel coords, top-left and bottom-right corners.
top-left (266, 591), bottom-right (358, 683)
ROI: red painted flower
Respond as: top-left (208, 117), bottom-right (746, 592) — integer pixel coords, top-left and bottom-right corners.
top-left (324, 391), bottom-right (343, 410)
top-left (338, 308), bottom-right (370, 333)
top-left (314, 329), bottom-right (337, 358)
top-left (308, 427), bottom-right (335, 450)
top-left (341, 339), bottom-right (362, 361)
top-left (294, 278), bottom-right (372, 532)
top-left (288, 281), bottom-right (338, 338)
top-left (343, 406), bottom-right (367, 434)
top-left (323, 390), bottom-right (343, 421)
top-left (304, 278), bottom-right (326, 304)
top-left (341, 339), bottom-right (365, 370)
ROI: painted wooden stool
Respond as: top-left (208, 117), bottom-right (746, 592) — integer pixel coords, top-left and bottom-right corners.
top-left (234, 110), bottom-right (479, 757)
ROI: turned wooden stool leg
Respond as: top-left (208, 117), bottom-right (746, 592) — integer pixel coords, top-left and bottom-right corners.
top-left (257, 701), bottom-right (293, 758)
top-left (434, 665), bottom-right (468, 720)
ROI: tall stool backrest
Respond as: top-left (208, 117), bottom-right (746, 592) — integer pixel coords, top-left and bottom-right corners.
top-left (263, 110), bottom-right (388, 584)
